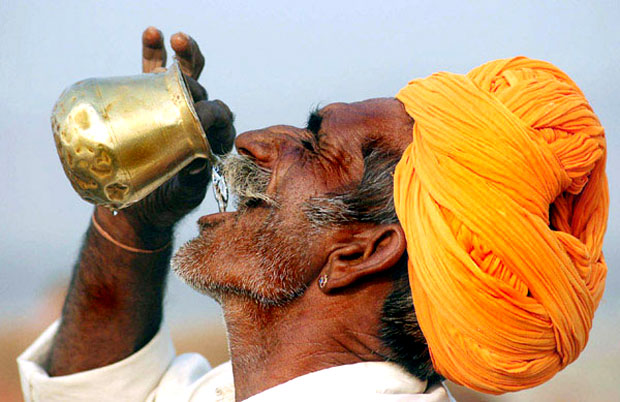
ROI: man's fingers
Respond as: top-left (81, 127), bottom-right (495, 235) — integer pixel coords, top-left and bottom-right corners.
top-left (143, 29), bottom-right (205, 79)
top-left (196, 100), bottom-right (236, 155)
top-left (171, 32), bottom-right (205, 79)
top-left (142, 27), bottom-right (167, 73)
top-left (184, 75), bottom-right (208, 102)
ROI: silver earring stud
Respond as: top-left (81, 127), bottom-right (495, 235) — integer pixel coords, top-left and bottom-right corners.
top-left (318, 274), bottom-right (328, 288)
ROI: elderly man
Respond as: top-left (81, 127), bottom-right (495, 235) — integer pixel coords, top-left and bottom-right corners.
top-left (18, 27), bottom-right (608, 402)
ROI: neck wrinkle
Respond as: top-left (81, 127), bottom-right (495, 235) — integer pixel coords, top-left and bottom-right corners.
top-left (221, 288), bottom-right (392, 401)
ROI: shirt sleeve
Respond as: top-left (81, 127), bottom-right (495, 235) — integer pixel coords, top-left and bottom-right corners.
top-left (17, 320), bottom-right (176, 402)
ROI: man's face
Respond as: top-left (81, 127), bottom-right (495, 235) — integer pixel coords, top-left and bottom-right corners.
top-left (172, 98), bottom-right (412, 306)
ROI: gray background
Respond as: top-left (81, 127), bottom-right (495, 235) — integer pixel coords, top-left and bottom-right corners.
top-left (1, 1), bottom-right (618, 401)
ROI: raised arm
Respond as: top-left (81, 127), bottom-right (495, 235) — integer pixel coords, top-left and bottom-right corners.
top-left (45, 27), bottom-right (235, 376)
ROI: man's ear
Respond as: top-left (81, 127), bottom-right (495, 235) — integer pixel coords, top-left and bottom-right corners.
top-left (319, 224), bottom-right (406, 293)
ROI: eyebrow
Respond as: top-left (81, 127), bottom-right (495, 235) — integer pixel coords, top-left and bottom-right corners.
top-left (306, 107), bottom-right (323, 136)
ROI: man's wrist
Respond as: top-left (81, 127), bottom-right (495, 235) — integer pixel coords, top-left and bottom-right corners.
top-left (94, 206), bottom-right (173, 251)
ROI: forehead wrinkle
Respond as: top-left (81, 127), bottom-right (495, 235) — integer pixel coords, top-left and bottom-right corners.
top-left (310, 100), bottom-right (410, 194)
top-left (315, 105), bottom-right (372, 193)
top-left (315, 136), bottom-right (365, 194)
top-left (330, 99), bottom-right (414, 157)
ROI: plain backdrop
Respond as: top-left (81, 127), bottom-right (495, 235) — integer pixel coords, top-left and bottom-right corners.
top-left (0, 1), bottom-right (618, 401)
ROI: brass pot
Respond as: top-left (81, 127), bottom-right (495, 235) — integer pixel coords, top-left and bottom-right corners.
top-left (51, 63), bottom-right (222, 210)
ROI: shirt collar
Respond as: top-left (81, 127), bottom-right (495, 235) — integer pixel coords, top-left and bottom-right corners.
top-left (245, 361), bottom-right (431, 401)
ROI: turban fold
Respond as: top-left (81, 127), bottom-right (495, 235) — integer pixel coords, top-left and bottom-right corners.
top-left (393, 57), bottom-right (608, 394)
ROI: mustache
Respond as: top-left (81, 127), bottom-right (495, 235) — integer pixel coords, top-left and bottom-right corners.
top-left (219, 154), bottom-right (277, 208)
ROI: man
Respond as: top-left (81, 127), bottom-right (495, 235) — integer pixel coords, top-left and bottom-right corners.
top-left (18, 27), bottom-right (608, 401)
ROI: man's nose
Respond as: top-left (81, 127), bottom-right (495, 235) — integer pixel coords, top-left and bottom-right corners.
top-left (234, 126), bottom-right (296, 168)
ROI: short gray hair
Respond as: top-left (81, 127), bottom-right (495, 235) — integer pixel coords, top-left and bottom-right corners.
top-left (302, 149), bottom-right (399, 227)
top-left (303, 148), bottom-right (438, 382)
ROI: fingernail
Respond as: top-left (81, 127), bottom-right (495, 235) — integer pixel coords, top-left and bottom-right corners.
top-left (171, 32), bottom-right (190, 49)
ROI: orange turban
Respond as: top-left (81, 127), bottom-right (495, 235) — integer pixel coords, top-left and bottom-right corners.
top-left (393, 57), bottom-right (608, 394)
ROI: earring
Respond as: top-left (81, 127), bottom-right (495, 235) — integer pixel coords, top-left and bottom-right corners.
top-left (318, 274), bottom-right (328, 288)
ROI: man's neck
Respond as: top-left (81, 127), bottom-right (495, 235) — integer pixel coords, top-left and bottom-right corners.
top-left (221, 281), bottom-right (392, 401)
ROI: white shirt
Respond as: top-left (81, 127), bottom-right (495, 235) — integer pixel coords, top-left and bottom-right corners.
top-left (18, 321), bottom-right (453, 402)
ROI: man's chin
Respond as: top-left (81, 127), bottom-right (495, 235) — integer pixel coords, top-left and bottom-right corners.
top-left (170, 229), bottom-right (219, 301)
top-left (173, 248), bottom-right (306, 307)
top-left (171, 209), bottom-right (238, 293)
top-left (172, 238), bottom-right (308, 309)
top-left (171, 205), bottom-right (312, 307)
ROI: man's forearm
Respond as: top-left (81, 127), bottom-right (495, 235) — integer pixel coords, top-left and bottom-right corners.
top-left (45, 207), bottom-right (173, 376)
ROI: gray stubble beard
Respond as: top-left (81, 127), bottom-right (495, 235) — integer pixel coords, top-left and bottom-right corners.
top-left (172, 206), bottom-right (313, 308)
top-left (172, 153), bottom-right (316, 307)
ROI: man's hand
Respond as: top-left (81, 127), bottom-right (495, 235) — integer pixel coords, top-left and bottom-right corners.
top-left (95, 27), bottom-right (236, 250)
top-left (135, 27), bottom-right (235, 227)
top-left (46, 27), bottom-right (232, 376)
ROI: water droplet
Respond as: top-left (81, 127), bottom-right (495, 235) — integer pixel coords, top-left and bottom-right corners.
top-left (212, 163), bottom-right (228, 213)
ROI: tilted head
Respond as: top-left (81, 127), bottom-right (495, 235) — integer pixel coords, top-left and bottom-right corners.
top-left (172, 97), bottom-right (437, 379)
top-left (172, 97), bottom-right (416, 308)
top-left (173, 57), bottom-right (608, 394)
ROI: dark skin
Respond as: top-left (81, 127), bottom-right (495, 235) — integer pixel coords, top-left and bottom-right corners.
top-left (219, 99), bottom-right (412, 399)
top-left (46, 27), bottom-right (235, 375)
top-left (47, 27), bottom-right (416, 400)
